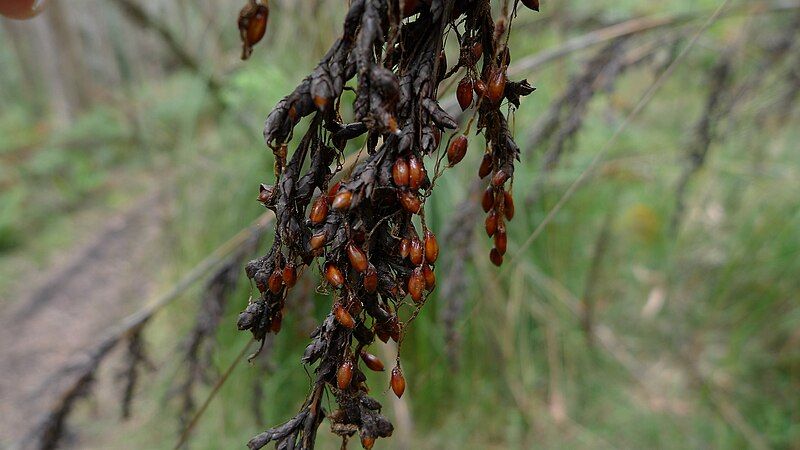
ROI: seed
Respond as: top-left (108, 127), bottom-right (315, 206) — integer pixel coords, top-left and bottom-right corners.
top-left (485, 210), bottom-right (498, 237)
top-left (283, 264), bottom-right (297, 288)
top-left (325, 263), bottom-right (344, 288)
top-left (408, 155), bottom-right (424, 190)
top-left (309, 196), bottom-right (328, 224)
top-left (361, 435), bottom-right (375, 450)
top-left (495, 227), bottom-right (508, 255)
top-left (392, 158), bottom-right (410, 187)
top-left (432, 127), bottom-right (442, 148)
top-left (487, 67), bottom-right (507, 104)
top-left (456, 77), bottom-right (474, 110)
top-left (482, 186), bottom-right (494, 212)
top-left (479, 153), bottom-right (493, 179)
top-left (422, 264), bottom-right (436, 290)
top-left (332, 190), bottom-right (352, 210)
top-left (424, 230), bottom-right (439, 263)
top-left (400, 191), bottom-right (422, 214)
top-left (388, 317), bottom-right (401, 342)
top-left (408, 267), bottom-right (425, 303)
top-left (376, 327), bottom-right (390, 343)
top-left (400, 0), bottom-right (418, 17)
top-left (471, 41), bottom-right (483, 61)
top-left (270, 311), bottom-right (283, 333)
top-left (492, 169), bottom-right (509, 187)
top-left (246, 5), bottom-right (269, 47)
top-left (390, 366), bottom-right (406, 398)
top-left (363, 265), bottom-right (378, 292)
top-left (268, 270), bottom-right (283, 294)
top-left (257, 184), bottom-right (274, 203)
top-left (521, 0), bottom-right (540, 11)
top-left (504, 191), bottom-right (515, 220)
top-left (310, 232), bottom-right (327, 250)
top-left (474, 79), bottom-right (487, 99)
top-left (490, 248), bottom-right (503, 266)
top-left (326, 182), bottom-right (341, 202)
top-left (337, 359), bottom-right (354, 389)
top-left (399, 238), bottom-right (411, 259)
top-left (447, 135), bottom-right (468, 166)
top-left (334, 303), bottom-right (355, 329)
top-left (360, 350), bottom-right (385, 372)
top-left (346, 243), bottom-right (369, 272)
top-left (410, 237), bottom-right (424, 265)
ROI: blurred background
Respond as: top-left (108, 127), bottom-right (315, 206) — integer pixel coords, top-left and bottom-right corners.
top-left (1, 0), bottom-right (799, 449)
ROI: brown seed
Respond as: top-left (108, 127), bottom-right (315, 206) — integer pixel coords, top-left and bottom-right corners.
top-left (376, 327), bottom-right (390, 343)
top-left (388, 317), bottom-right (401, 342)
top-left (246, 5), bottom-right (269, 47)
top-left (309, 196), bottom-right (328, 224)
top-left (474, 79), bottom-right (487, 99)
top-left (337, 359), bottom-right (354, 389)
top-left (399, 238), bottom-right (411, 259)
top-left (408, 155), bottom-right (424, 190)
top-left (268, 270), bottom-right (283, 294)
top-left (390, 366), bottom-right (406, 398)
top-left (361, 435), bottom-right (375, 450)
top-left (504, 191), bottom-right (515, 220)
top-left (283, 264), bottom-right (297, 288)
top-left (363, 265), bottom-right (378, 292)
top-left (332, 190), bottom-right (352, 210)
top-left (490, 248), bottom-right (504, 266)
top-left (482, 186), bottom-right (495, 212)
top-left (485, 210), bottom-right (498, 237)
top-left (326, 182), bottom-right (341, 202)
top-left (400, 191), bottom-right (422, 214)
top-left (521, 0), bottom-right (540, 11)
top-left (471, 42), bottom-right (483, 61)
top-left (392, 158), bottom-right (410, 187)
top-left (270, 311), bottom-right (283, 333)
top-left (492, 169), bottom-right (509, 187)
top-left (325, 263), bottom-right (344, 288)
top-left (257, 184), bottom-right (274, 203)
top-left (410, 237), bottom-right (424, 265)
top-left (334, 303), bottom-right (355, 329)
top-left (487, 67), bottom-right (507, 104)
top-left (310, 232), bottom-right (327, 250)
top-left (495, 227), bottom-right (508, 255)
top-left (456, 77), bottom-right (474, 110)
top-left (479, 153), bottom-right (493, 179)
top-left (447, 135), bottom-right (468, 166)
top-left (432, 127), bottom-right (442, 148)
top-left (424, 230), bottom-right (439, 263)
top-left (346, 243), bottom-right (369, 273)
top-left (360, 350), bottom-right (385, 372)
top-left (408, 267), bottom-right (425, 303)
top-left (422, 264), bottom-right (436, 290)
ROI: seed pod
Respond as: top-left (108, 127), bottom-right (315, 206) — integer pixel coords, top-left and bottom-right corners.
top-left (492, 169), bottom-right (509, 187)
top-left (391, 366), bottom-right (406, 398)
top-left (485, 210), bottom-right (498, 237)
top-left (268, 270), bottom-right (283, 294)
top-left (487, 67), bottom-right (507, 104)
top-left (471, 41), bottom-right (483, 61)
top-left (334, 303), bottom-right (355, 329)
top-left (474, 79), bottom-right (487, 99)
top-left (504, 191), bottom-right (515, 220)
top-left (408, 155), bottom-right (424, 190)
top-left (479, 153), bottom-right (493, 179)
top-left (347, 243), bottom-right (369, 272)
top-left (408, 267), bottom-right (425, 303)
top-left (482, 186), bottom-right (495, 212)
top-left (400, 191), bottom-right (422, 214)
top-left (310, 232), bottom-right (327, 250)
top-left (325, 263), bottom-right (344, 288)
top-left (309, 196), bottom-right (328, 224)
top-left (360, 350), bottom-right (385, 372)
top-left (392, 158), bottom-right (410, 186)
top-left (337, 359), bottom-right (354, 389)
top-left (422, 264), bottom-right (436, 290)
top-left (363, 265), bottom-right (378, 292)
top-left (283, 264), bottom-right (297, 288)
top-left (495, 227), bottom-right (508, 255)
top-left (410, 237), bottom-right (424, 265)
top-left (424, 230), bottom-right (439, 263)
top-left (521, 0), bottom-right (540, 11)
top-left (399, 238), bottom-right (411, 259)
top-left (447, 135), bottom-right (468, 166)
top-left (332, 190), bottom-right (352, 210)
top-left (361, 435), bottom-right (375, 450)
top-left (490, 248), bottom-right (503, 266)
top-left (456, 77), bottom-right (474, 110)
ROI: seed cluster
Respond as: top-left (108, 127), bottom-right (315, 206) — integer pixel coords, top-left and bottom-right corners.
top-left (237, 0), bottom-right (536, 448)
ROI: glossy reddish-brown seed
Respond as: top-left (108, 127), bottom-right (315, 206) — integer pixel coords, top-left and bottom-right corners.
top-left (479, 153), bottom-right (493, 179)
top-left (471, 41), bottom-right (484, 61)
top-left (268, 270), bottom-right (283, 294)
top-left (495, 227), bottom-right (508, 255)
top-left (337, 359), bottom-right (354, 389)
top-left (388, 317), bottom-right (401, 342)
top-left (504, 191), bottom-right (515, 220)
top-left (487, 67), bottom-right (507, 104)
top-left (408, 267), bottom-right (425, 303)
top-left (257, 184), bottom-right (274, 203)
top-left (490, 248), bottom-right (503, 266)
top-left (376, 327), bottom-right (390, 343)
top-left (360, 350), bottom-right (385, 372)
top-left (310, 232), bottom-right (327, 250)
top-left (422, 264), bottom-right (436, 290)
top-left (326, 182), bottom-right (341, 202)
top-left (334, 303), bottom-right (355, 329)
top-left (492, 169), bottom-right (509, 187)
top-left (363, 265), bottom-right (378, 292)
top-left (447, 135), bottom-right (468, 166)
top-left (391, 366), bottom-right (406, 398)
top-left (474, 79), bottom-right (487, 99)
top-left (521, 0), bottom-right (540, 11)
top-left (399, 238), bottom-right (411, 259)
top-left (309, 196), bottom-right (328, 224)
top-left (485, 210), bottom-right (498, 237)
top-left (392, 158), bottom-right (410, 187)
top-left (482, 186), bottom-right (495, 212)
top-left (361, 435), bottom-right (375, 450)
top-left (332, 190), bottom-right (352, 210)
top-left (325, 263), bottom-right (344, 288)
top-left (456, 77), bottom-right (474, 110)
top-left (400, 191), bottom-right (422, 214)
top-left (432, 127), bottom-right (442, 148)
top-left (346, 243), bottom-right (369, 272)
top-left (246, 5), bottom-right (269, 47)
top-left (408, 155), bottom-right (424, 190)
top-left (283, 264), bottom-right (297, 288)
top-left (410, 237), bottom-right (424, 265)
top-left (270, 311), bottom-right (283, 333)
top-left (424, 230), bottom-right (439, 263)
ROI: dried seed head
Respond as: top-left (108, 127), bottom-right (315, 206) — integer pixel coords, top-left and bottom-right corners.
top-left (392, 158), bottom-right (410, 187)
top-left (324, 262), bottom-right (344, 288)
top-left (283, 264), bottom-right (297, 288)
top-left (447, 135), bottom-right (468, 166)
top-left (504, 191), bottom-right (515, 220)
top-left (391, 366), bottom-right (406, 398)
top-left (490, 248), bottom-right (504, 266)
top-left (424, 230), bottom-right (439, 263)
top-left (485, 210), bottom-right (498, 237)
top-left (409, 237), bottom-right (424, 266)
top-left (482, 186), bottom-right (495, 212)
top-left (360, 350), bottom-right (385, 372)
top-left (332, 190), bottom-right (353, 210)
top-left (346, 243), bottom-right (369, 273)
top-left (400, 191), bottom-right (422, 214)
top-left (408, 155), bottom-right (425, 190)
top-left (268, 270), bottom-right (283, 294)
top-left (337, 359), bottom-right (354, 389)
top-left (456, 77), bottom-right (474, 110)
top-left (334, 303), bottom-right (355, 329)
top-left (363, 265), bottom-right (378, 292)
top-left (479, 153), bottom-right (493, 179)
top-left (309, 196), bottom-right (328, 224)
top-left (408, 267), bottom-right (425, 303)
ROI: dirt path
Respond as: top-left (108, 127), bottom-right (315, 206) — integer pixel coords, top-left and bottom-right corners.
top-left (0, 193), bottom-right (168, 448)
